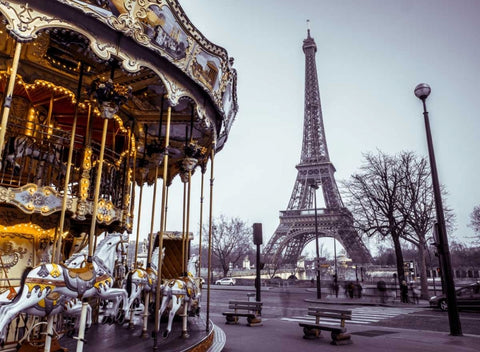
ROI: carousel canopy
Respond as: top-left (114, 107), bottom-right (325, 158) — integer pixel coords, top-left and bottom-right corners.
top-left (0, 0), bottom-right (238, 185)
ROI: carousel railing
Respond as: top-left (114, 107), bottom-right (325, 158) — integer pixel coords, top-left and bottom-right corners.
top-left (0, 121), bottom-right (129, 210)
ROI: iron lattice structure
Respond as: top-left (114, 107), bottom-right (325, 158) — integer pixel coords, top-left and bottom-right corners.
top-left (263, 29), bottom-right (372, 268)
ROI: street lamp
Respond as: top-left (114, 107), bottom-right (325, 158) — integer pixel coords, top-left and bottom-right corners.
top-left (310, 183), bottom-right (321, 299)
top-left (333, 237), bottom-right (338, 297)
top-left (414, 83), bottom-right (462, 336)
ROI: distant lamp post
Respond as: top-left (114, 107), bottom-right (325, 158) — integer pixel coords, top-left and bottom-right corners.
top-left (414, 83), bottom-right (462, 336)
top-left (310, 183), bottom-right (321, 299)
top-left (333, 237), bottom-right (338, 297)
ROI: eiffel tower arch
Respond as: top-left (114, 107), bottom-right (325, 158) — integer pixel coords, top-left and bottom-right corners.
top-left (263, 26), bottom-right (372, 269)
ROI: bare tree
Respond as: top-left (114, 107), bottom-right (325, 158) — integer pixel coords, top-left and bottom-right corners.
top-left (398, 152), bottom-right (455, 299)
top-left (203, 215), bottom-right (253, 277)
top-left (342, 151), bottom-right (408, 285)
top-left (469, 205), bottom-right (480, 243)
top-left (344, 150), bottom-right (455, 297)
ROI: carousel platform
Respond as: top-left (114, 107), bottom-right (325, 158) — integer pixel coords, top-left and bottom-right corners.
top-left (57, 312), bottom-right (223, 352)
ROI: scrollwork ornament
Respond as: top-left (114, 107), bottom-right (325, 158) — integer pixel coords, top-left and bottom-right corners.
top-left (0, 186), bottom-right (15, 203)
top-left (0, 2), bottom-right (65, 42)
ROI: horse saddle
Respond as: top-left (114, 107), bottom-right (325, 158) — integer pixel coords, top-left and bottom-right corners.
top-left (68, 262), bottom-right (95, 281)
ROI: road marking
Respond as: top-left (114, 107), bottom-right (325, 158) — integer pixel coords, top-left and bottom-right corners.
top-left (284, 306), bottom-right (426, 326)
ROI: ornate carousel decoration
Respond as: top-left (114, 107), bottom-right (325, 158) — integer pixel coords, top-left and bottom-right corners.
top-left (0, 1), bottom-right (238, 351)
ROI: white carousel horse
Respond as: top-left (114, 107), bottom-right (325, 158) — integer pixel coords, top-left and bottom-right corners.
top-left (0, 287), bottom-right (91, 333)
top-left (0, 233), bottom-right (129, 344)
top-left (158, 255), bottom-right (201, 338)
top-left (0, 251), bottom-right (93, 332)
top-left (125, 246), bottom-right (164, 313)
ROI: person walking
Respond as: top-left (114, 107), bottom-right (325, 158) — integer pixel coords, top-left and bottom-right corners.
top-left (377, 280), bottom-right (387, 303)
top-left (400, 280), bottom-right (409, 303)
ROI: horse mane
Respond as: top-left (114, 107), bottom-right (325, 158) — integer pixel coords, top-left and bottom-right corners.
top-left (95, 235), bottom-right (111, 251)
top-left (11, 267), bottom-right (33, 303)
top-left (153, 233), bottom-right (159, 250)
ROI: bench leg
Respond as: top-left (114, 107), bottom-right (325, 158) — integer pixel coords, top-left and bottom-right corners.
top-left (225, 315), bottom-right (239, 325)
top-left (331, 332), bottom-right (352, 345)
top-left (302, 327), bottom-right (321, 339)
top-left (247, 316), bottom-right (262, 327)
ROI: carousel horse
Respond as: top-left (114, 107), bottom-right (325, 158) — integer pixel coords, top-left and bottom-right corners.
top-left (158, 255), bottom-right (201, 338)
top-left (0, 287), bottom-right (91, 333)
top-left (0, 233), bottom-right (129, 345)
top-left (125, 246), bottom-right (164, 313)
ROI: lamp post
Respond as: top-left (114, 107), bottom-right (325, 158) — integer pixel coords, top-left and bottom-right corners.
top-left (310, 183), bottom-right (321, 299)
top-left (333, 237), bottom-right (338, 297)
top-left (414, 83), bottom-right (462, 336)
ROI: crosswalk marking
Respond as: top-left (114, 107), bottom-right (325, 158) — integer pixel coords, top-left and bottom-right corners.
top-left (283, 306), bottom-right (425, 326)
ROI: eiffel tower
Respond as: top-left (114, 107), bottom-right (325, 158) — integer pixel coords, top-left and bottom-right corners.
top-left (263, 26), bottom-right (372, 268)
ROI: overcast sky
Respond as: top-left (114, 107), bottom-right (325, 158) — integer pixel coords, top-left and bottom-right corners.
top-left (135, 0), bottom-right (480, 257)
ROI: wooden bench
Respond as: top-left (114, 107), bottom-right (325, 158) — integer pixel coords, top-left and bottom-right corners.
top-left (222, 300), bottom-right (263, 326)
top-left (299, 307), bottom-right (352, 345)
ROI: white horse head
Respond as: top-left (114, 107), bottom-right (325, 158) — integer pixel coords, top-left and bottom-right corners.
top-left (187, 254), bottom-right (199, 277)
top-left (95, 232), bottom-right (128, 274)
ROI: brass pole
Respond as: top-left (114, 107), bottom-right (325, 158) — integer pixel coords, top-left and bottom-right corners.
top-left (181, 180), bottom-right (187, 274)
top-left (46, 94), bottom-right (54, 129)
top-left (129, 135), bottom-right (136, 230)
top-left (88, 117), bottom-right (109, 260)
top-left (153, 106), bottom-right (171, 346)
top-left (197, 170), bottom-right (205, 277)
top-left (52, 62), bottom-right (84, 264)
top-left (141, 165), bottom-right (157, 338)
top-left (133, 180), bottom-right (144, 268)
top-left (206, 142), bottom-right (215, 332)
top-left (164, 185), bottom-right (169, 231)
top-left (185, 170), bottom-right (192, 273)
top-left (0, 42), bottom-right (22, 153)
top-left (147, 166), bottom-right (159, 266)
top-left (123, 128), bottom-right (132, 227)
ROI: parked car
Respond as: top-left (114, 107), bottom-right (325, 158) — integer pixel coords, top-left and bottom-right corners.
top-left (215, 277), bottom-right (236, 286)
top-left (429, 282), bottom-right (480, 311)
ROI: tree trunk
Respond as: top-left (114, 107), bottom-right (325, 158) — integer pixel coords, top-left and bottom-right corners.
top-left (392, 234), bottom-right (406, 285)
top-left (417, 244), bottom-right (429, 299)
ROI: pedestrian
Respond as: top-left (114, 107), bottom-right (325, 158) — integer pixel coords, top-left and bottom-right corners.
top-left (400, 280), bottom-right (409, 303)
top-left (355, 283), bottom-right (363, 298)
top-left (410, 283), bottom-right (419, 304)
top-left (310, 278), bottom-right (314, 287)
top-left (347, 282), bottom-right (354, 299)
top-left (377, 280), bottom-right (387, 303)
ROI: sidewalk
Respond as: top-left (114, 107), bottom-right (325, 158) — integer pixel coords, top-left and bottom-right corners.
top-left (211, 287), bottom-right (479, 352)
top-left (213, 315), bottom-right (480, 352)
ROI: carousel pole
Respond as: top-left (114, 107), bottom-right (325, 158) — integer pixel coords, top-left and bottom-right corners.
top-left (185, 170), bottom-right (192, 273)
top-left (77, 75), bottom-right (131, 352)
top-left (0, 42), bottom-right (22, 153)
top-left (153, 105), bottom-right (171, 349)
top-left (75, 116), bottom-right (108, 352)
top-left (87, 118), bottom-right (109, 258)
top-left (141, 164), bottom-right (158, 337)
top-left (206, 142), bottom-right (215, 332)
top-left (52, 61), bottom-right (84, 263)
top-left (197, 169), bottom-right (206, 278)
top-left (45, 62), bottom-right (84, 352)
top-left (164, 186), bottom-right (169, 231)
top-left (181, 179), bottom-right (187, 274)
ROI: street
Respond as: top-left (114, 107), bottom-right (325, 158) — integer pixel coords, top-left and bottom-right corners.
top-left (206, 285), bottom-right (480, 335)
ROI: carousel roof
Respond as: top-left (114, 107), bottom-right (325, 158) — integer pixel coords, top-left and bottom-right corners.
top-left (0, 0), bottom-right (238, 184)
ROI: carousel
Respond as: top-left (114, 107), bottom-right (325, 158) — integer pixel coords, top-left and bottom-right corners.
top-left (0, 1), bottom-right (237, 351)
